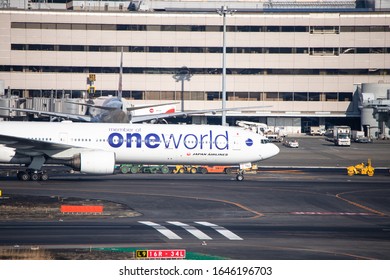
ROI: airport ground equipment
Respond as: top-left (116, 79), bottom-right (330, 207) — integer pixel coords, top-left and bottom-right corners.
top-left (351, 130), bottom-right (371, 143)
top-left (119, 164), bottom-right (142, 174)
top-left (171, 165), bottom-right (198, 174)
top-left (266, 134), bottom-right (284, 142)
top-left (142, 165), bottom-right (170, 174)
top-left (310, 126), bottom-right (326, 136)
top-left (198, 165), bottom-right (237, 174)
top-left (333, 126), bottom-right (351, 146)
top-left (119, 164), bottom-right (170, 174)
top-left (347, 159), bottom-right (375, 176)
top-left (283, 139), bottom-right (299, 148)
top-left (236, 120), bottom-right (270, 135)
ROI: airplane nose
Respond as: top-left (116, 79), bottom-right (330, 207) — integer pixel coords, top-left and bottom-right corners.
top-left (264, 143), bottom-right (280, 159)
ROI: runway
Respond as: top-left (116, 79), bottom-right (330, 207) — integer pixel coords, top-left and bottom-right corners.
top-left (0, 167), bottom-right (389, 259)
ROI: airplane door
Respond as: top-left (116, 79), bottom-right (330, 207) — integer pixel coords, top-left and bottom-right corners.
top-left (59, 133), bottom-right (68, 144)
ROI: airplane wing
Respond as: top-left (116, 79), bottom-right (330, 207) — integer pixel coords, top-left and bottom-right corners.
top-left (126, 102), bottom-right (179, 112)
top-left (0, 107), bottom-right (92, 122)
top-left (0, 134), bottom-right (73, 157)
top-left (65, 100), bottom-right (179, 112)
top-left (0, 104), bottom-right (270, 123)
top-left (131, 105), bottom-right (272, 123)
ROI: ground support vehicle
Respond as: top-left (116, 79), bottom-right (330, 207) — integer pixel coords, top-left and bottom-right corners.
top-left (198, 165), bottom-right (237, 174)
top-left (310, 126), bottom-right (326, 136)
top-left (236, 120), bottom-right (270, 135)
top-left (266, 134), bottom-right (284, 142)
top-left (119, 164), bottom-right (142, 174)
top-left (119, 164), bottom-right (170, 174)
top-left (347, 159), bottom-right (375, 176)
top-left (171, 165), bottom-right (198, 174)
top-left (283, 139), bottom-right (299, 148)
top-left (351, 130), bottom-right (371, 143)
top-left (141, 165), bottom-right (170, 174)
top-left (333, 126), bottom-right (351, 146)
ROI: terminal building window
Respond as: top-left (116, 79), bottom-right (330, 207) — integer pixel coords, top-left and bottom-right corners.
top-left (11, 22), bottom-right (390, 33)
top-left (12, 44), bottom-right (390, 56)
top-left (294, 92), bottom-right (308, 101)
top-left (310, 26), bottom-right (340, 34)
top-left (207, 92), bottom-right (221, 100)
top-left (5, 88), bottom-right (353, 103)
top-left (309, 92), bottom-right (321, 101)
top-left (325, 92), bottom-right (338, 102)
top-left (280, 92), bottom-right (293, 101)
top-left (265, 92), bottom-right (279, 101)
top-left (2, 63), bottom-right (389, 77)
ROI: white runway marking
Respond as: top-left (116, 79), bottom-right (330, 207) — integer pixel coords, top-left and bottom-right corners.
top-left (195, 221), bottom-right (243, 240)
top-left (167, 221), bottom-right (213, 240)
top-left (139, 221), bottom-right (243, 241)
top-left (138, 221), bottom-right (182, 240)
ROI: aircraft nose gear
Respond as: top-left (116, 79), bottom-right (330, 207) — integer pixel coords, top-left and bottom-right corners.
top-left (236, 170), bottom-right (244, 181)
top-left (17, 170), bottom-right (49, 181)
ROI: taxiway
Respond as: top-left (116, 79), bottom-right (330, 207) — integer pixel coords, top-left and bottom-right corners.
top-left (0, 137), bottom-right (389, 259)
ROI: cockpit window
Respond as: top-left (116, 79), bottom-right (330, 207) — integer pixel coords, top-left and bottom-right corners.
top-left (261, 139), bottom-right (271, 144)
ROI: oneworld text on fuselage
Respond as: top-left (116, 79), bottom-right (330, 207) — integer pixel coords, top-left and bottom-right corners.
top-left (108, 130), bottom-right (229, 150)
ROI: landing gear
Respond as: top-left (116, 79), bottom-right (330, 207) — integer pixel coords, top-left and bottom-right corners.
top-left (236, 170), bottom-right (244, 181)
top-left (16, 170), bottom-right (49, 181)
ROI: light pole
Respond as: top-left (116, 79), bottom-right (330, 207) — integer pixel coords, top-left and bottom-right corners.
top-left (217, 6), bottom-right (235, 126)
top-left (173, 66), bottom-right (192, 112)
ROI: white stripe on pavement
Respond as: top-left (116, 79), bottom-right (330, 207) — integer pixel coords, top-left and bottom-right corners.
top-left (167, 221), bottom-right (212, 240)
top-left (138, 221), bottom-right (182, 240)
top-left (195, 221), bottom-right (243, 240)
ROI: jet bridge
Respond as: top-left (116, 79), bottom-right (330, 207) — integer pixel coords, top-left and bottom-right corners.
top-left (363, 99), bottom-right (390, 139)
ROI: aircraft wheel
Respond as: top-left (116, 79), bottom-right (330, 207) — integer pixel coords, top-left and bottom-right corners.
top-left (19, 172), bottom-right (30, 181)
top-left (236, 174), bottom-right (244, 181)
top-left (40, 173), bottom-right (49, 181)
top-left (31, 173), bottom-right (40, 181)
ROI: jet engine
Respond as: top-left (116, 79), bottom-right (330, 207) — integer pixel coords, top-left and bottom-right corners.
top-left (70, 151), bottom-right (115, 174)
top-left (0, 146), bottom-right (30, 164)
top-left (0, 146), bottom-right (16, 162)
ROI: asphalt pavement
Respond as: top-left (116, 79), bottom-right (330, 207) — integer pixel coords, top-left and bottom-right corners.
top-left (0, 137), bottom-right (389, 260)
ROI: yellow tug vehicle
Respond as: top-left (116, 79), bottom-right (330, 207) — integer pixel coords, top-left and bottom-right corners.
top-left (347, 159), bottom-right (375, 176)
top-left (172, 165), bottom-right (198, 174)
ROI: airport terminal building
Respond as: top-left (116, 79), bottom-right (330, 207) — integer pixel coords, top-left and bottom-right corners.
top-left (0, 2), bottom-right (389, 133)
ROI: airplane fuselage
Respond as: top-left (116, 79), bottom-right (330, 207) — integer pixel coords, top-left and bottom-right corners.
top-left (0, 122), bottom-right (279, 179)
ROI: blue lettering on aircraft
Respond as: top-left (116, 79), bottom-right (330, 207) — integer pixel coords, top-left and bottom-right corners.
top-left (108, 133), bottom-right (124, 148)
top-left (108, 130), bottom-right (229, 150)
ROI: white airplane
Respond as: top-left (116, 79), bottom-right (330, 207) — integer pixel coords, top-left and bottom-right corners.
top-left (0, 121), bottom-right (279, 181)
top-left (63, 97), bottom-right (179, 123)
top-left (0, 97), bottom-right (179, 123)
